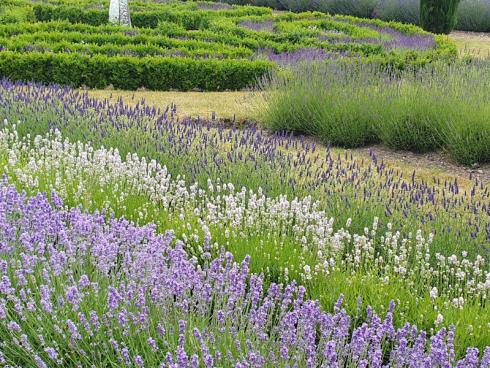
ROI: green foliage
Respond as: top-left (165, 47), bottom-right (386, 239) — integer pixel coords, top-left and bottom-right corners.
top-left (420, 0), bottom-right (462, 34)
top-left (0, 51), bottom-right (272, 91)
top-left (2, 83), bottom-right (490, 353)
top-left (258, 65), bottom-right (379, 147)
top-left (456, 0), bottom-right (490, 32)
top-left (33, 4), bottom-right (107, 26)
top-left (0, 0), bottom-right (457, 90)
top-left (195, 0), bottom-right (490, 32)
top-left (31, 2), bottom-right (271, 28)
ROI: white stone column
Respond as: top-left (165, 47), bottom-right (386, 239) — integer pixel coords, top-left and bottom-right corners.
top-left (109, 0), bottom-right (131, 27)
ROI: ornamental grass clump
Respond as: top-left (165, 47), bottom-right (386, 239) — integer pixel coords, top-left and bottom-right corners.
top-left (0, 184), bottom-right (489, 366)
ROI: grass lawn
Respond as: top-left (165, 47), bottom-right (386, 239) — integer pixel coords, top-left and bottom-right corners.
top-left (450, 30), bottom-right (490, 57)
top-left (87, 90), bottom-right (257, 122)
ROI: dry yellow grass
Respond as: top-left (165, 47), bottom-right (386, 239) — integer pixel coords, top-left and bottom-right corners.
top-left (450, 31), bottom-right (490, 58)
top-left (87, 89), bottom-right (256, 122)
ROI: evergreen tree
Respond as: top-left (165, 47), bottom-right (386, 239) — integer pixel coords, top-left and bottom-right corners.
top-left (420, 0), bottom-right (461, 34)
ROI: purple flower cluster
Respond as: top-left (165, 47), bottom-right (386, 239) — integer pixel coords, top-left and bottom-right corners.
top-left (0, 184), bottom-right (489, 366)
top-left (323, 19), bottom-right (435, 50)
top-left (1, 78), bottom-right (490, 253)
top-left (356, 21), bottom-right (436, 50)
top-left (239, 20), bottom-right (274, 32)
top-left (266, 48), bottom-right (344, 64)
top-left (197, 2), bottom-right (232, 10)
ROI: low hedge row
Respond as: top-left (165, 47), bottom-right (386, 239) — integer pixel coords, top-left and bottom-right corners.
top-left (0, 21), bottom-right (454, 68)
top-left (0, 18), bottom-right (400, 56)
top-left (1, 28), bottom-right (251, 55)
top-left (32, 3), bottom-right (271, 29)
top-left (0, 1), bottom-right (458, 91)
top-left (0, 39), bottom-right (252, 59)
top-left (1, 23), bottom-right (382, 55)
top-left (0, 51), bottom-right (273, 91)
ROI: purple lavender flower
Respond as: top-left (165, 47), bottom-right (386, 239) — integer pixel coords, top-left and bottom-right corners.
top-left (0, 184), bottom-right (486, 366)
top-left (239, 20), bottom-right (274, 32)
top-left (44, 347), bottom-right (58, 361)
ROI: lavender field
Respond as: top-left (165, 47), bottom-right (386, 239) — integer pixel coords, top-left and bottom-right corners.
top-left (0, 79), bottom-right (488, 366)
top-left (0, 0), bottom-right (490, 367)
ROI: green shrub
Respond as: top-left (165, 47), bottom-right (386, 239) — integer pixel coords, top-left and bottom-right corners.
top-left (419, 0), bottom-right (461, 34)
top-left (0, 51), bottom-right (272, 91)
top-left (0, 14), bottom-right (456, 66)
top-left (456, 0), bottom-right (490, 32)
top-left (258, 63), bottom-right (379, 147)
top-left (0, 5), bottom-right (33, 24)
top-left (33, 4), bottom-right (107, 25)
top-left (32, 4), bottom-right (248, 29)
top-left (1, 1), bottom-right (457, 91)
top-left (374, 84), bottom-right (445, 152)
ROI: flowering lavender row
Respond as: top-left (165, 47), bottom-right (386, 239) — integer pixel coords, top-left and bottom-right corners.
top-left (237, 13), bottom-right (439, 63)
top-left (1, 79), bottom-right (489, 256)
top-left (238, 20), bottom-right (274, 32)
top-left (1, 126), bottom-right (489, 349)
top-left (318, 25), bottom-right (435, 51)
top-left (352, 20), bottom-right (436, 50)
top-left (0, 184), bottom-right (489, 367)
top-left (264, 48), bottom-right (344, 65)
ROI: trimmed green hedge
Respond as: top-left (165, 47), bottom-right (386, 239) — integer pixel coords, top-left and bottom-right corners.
top-left (0, 51), bottom-right (273, 90)
top-left (33, 5), bottom-right (108, 26)
top-left (33, 5), bottom-right (211, 29)
top-left (0, 1), bottom-right (458, 90)
top-left (32, 3), bottom-right (271, 28)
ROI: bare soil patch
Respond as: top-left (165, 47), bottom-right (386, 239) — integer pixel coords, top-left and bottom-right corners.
top-left (352, 144), bottom-right (490, 184)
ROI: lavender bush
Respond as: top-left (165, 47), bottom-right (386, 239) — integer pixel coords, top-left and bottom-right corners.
top-left (1, 78), bottom-right (490, 350)
top-left (238, 19), bottom-right (274, 31)
top-left (354, 21), bottom-right (436, 50)
top-left (265, 48), bottom-right (338, 64)
top-left (0, 78), bottom-right (488, 260)
top-left (315, 0), bottom-right (380, 18)
top-left (372, 0), bottom-right (420, 24)
top-left (456, 0), bottom-right (490, 32)
top-left (258, 60), bottom-right (490, 164)
top-left (0, 184), bottom-right (489, 366)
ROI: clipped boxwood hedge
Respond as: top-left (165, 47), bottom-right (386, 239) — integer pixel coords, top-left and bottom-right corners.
top-left (0, 51), bottom-right (273, 91)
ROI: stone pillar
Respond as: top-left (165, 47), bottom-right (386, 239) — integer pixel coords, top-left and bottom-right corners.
top-left (109, 0), bottom-right (131, 27)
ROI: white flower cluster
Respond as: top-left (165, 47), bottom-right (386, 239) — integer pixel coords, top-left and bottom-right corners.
top-left (0, 127), bottom-right (488, 308)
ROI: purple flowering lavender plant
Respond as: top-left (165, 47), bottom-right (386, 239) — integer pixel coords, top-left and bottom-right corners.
top-left (0, 184), bottom-right (488, 367)
top-left (0, 77), bottom-right (489, 353)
